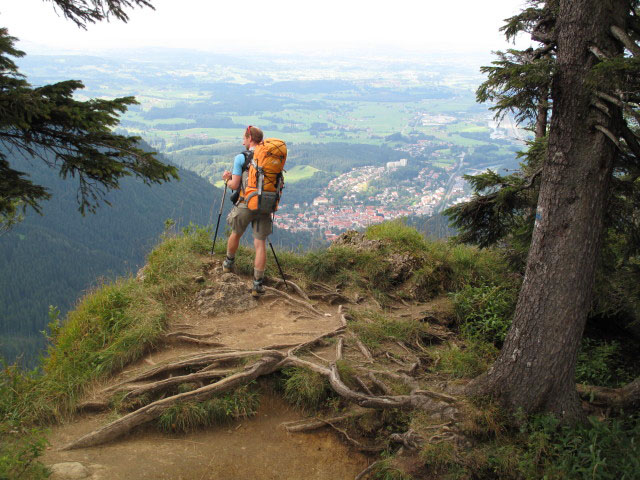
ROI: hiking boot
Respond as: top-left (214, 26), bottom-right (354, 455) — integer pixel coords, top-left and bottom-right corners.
top-left (252, 278), bottom-right (265, 297)
top-left (222, 257), bottom-right (235, 273)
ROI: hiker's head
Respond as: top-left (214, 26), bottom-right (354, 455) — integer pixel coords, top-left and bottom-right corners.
top-left (243, 126), bottom-right (263, 149)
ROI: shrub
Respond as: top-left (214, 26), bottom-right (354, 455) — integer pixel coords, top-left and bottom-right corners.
top-left (575, 338), bottom-right (634, 387)
top-left (0, 423), bottom-right (49, 480)
top-left (520, 414), bottom-right (640, 480)
top-left (452, 284), bottom-right (517, 346)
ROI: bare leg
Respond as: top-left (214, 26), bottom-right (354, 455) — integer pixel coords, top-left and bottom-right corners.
top-left (227, 232), bottom-right (241, 257)
top-left (254, 238), bottom-right (266, 271)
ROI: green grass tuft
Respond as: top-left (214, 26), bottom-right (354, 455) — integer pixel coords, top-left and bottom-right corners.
top-left (349, 310), bottom-right (433, 351)
top-left (433, 341), bottom-right (498, 379)
top-left (282, 367), bottom-right (331, 411)
top-left (371, 458), bottom-right (414, 480)
top-left (157, 385), bottom-right (260, 433)
top-left (143, 224), bottom-right (212, 301)
top-left (365, 220), bottom-right (428, 253)
top-left (575, 338), bottom-right (636, 388)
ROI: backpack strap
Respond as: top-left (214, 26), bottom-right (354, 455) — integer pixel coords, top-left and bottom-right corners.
top-left (240, 150), bottom-right (253, 171)
top-left (238, 150), bottom-right (254, 200)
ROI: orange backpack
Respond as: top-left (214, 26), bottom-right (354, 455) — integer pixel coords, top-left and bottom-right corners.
top-left (241, 138), bottom-right (287, 214)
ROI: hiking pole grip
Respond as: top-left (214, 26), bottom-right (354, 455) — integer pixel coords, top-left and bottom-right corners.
top-left (269, 241), bottom-right (290, 291)
top-left (210, 182), bottom-right (228, 255)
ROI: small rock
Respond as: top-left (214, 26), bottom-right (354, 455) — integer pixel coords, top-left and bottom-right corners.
top-left (194, 276), bottom-right (257, 317)
top-left (135, 266), bottom-right (146, 282)
top-left (194, 275), bottom-right (205, 283)
top-left (49, 462), bottom-right (90, 480)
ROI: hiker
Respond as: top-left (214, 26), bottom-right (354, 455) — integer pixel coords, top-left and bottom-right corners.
top-left (221, 126), bottom-right (271, 297)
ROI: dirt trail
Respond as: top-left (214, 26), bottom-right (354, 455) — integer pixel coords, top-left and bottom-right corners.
top-left (42, 261), bottom-right (369, 479)
top-left (43, 395), bottom-right (365, 480)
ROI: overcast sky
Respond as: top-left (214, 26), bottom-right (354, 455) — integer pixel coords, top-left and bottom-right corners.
top-left (0, 0), bottom-right (529, 55)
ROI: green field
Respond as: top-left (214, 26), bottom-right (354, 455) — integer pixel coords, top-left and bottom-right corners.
top-left (285, 165), bottom-right (321, 183)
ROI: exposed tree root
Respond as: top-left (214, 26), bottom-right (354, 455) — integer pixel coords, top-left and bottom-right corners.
top-left (355, 376), bottom-right (374, 396)
top-left (281, 409), bottom-right (368, 432)
top-left (322, 419), bottom-right (385, 453)
top-left (368, 372), bottom-right (394, 396)
top-left (287, 325), bottom-right (346, 356)
top-left (67, 315), bottom-right (462, 452)
top-left (349, 333), bottom-right (374, 363)
top-left (282, 356), bottom-right (458, 415)
top-left (165, 336), bottom-right (225, 347)
top-left (274, 279), bottom-right (311, 301)
top-left (118, 368), bottom-right (237, 399)
top-left (62, 352), bottom-right (284, 450)
top-left (260, 343), bottom-right (301, 350)
top-left (101, 350), bottom-right (270, 394)
top-left (390, 429), bottom-right (424, 450)
top-left (355, 460), bottom-right (383, 480)
top-left (164, 331), bottom-right (218, 339)
top-left (308, 292), bottom-right (352, 305)
top-left (577, 377), bottom-right (640, 410)
top-left (262, 286), bottom-right (326, 317)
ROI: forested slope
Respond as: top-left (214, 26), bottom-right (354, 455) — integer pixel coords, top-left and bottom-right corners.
top-left (0, 150), bottom-right (220, 365)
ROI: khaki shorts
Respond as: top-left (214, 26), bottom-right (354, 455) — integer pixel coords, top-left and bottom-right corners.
top-left (227, 205), bottom-right (273, 240)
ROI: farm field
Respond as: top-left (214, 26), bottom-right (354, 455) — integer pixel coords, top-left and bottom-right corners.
top-left (18, 49), bottom-right (524, 234)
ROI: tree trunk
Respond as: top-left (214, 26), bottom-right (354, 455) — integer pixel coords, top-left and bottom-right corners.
top-left (466, 0), bottom-right (625, 421)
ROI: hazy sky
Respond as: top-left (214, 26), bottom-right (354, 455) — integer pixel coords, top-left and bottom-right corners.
top-left (0, 0), bottom-right (529, 55)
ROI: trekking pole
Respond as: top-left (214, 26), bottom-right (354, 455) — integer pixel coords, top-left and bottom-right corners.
top-left (210, 181), bottom-right (228, 255)
top-left (269, 212), bottom-right (291, 291)
top-left (268, 241), bottom-right (290, 291)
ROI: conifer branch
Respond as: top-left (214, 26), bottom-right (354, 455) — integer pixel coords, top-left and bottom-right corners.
top-left (591, 100), bottom-right (611, 117)
top-left (589, 45), bottom-right (609, 60)
top-left (620, 122), bottom-right (640, 160)
top-left (610, 25), bottom-right (640, 57)
top-left (595, 91), bottom-right (640, 124)
top-left (595, 125), bottom-right (622, 149)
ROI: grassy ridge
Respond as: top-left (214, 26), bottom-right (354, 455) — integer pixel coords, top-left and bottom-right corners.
top-left (2, 221), bottom-right (638, 479)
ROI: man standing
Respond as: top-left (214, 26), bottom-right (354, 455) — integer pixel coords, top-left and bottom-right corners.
top-left (221, 126), bottom-right (271, 297)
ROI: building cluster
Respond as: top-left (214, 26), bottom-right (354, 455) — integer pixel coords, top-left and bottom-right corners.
top-left (276, 161), bottom-right (463, 240)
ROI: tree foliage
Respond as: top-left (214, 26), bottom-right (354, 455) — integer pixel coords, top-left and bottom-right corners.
top-left (450, 0), bottom-right (640, 420)
top-left (46, 0), bottom-right (154, 28)
top-left (0, 0), bottom-right (172, 222)
top-left (447, 0), bottom-right (640, 291)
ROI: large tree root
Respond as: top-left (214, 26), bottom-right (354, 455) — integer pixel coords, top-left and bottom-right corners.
top-left (281, 409), bottom-right (369, 433)
top-left (101, 350), bottom-right (270, 394)
top-left (66, 321), bottom-right (461, 451)
top-left (263, 286), bottom-right (326, 317)
top-left (578, 377), bottom-right (640, 410)
top-left (165, 336), bottom-right (225, 347)
top-left (62, 351), bottom-right (284, 450)
top-left (118, 368), bottom-right (237, 399)
top-left (273, 278), bottom-right (311, 301)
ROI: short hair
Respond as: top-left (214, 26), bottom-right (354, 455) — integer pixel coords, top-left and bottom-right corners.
top-left (245, 126), bottom-right (264, 144)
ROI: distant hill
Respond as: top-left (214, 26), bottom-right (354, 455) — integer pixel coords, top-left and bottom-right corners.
top-left (0, 148), bottom-right (222, 365)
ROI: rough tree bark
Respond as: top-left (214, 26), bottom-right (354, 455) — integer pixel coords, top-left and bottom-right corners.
top-left (465, 0), bottom-right (626, 421)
